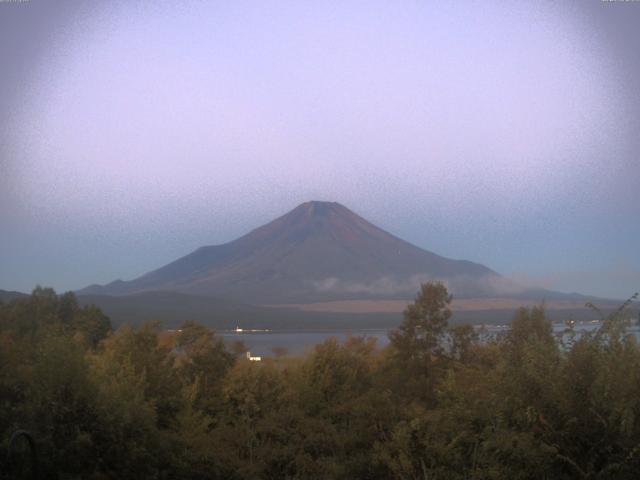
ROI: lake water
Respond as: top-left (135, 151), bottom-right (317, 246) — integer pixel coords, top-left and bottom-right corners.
top-left (219, 322), bottom-right (640, 357)
top-left (219, 329), bottom-right (391, 356)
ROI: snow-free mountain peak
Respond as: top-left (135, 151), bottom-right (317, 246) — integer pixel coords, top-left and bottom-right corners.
top-left (79, 201), bottom-right (516, 303)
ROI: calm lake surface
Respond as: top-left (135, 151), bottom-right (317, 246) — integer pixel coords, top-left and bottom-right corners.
top-left (219, 329), bottom-right (391, 356)
top-left (219, 322), bottom-right (640, 357)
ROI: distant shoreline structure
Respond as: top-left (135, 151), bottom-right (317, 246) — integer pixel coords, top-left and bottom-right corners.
top-left (230, 325), bottom-right (271, 333)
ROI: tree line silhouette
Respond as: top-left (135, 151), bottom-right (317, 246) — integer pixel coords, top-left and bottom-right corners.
top-left (1, 284), bottom-right (639, 479)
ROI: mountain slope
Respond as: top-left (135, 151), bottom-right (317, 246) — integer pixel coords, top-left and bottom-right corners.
top-left (79, 201), bottom-right (518, 303)
top-left (0, 289), bottom-right (28, 303)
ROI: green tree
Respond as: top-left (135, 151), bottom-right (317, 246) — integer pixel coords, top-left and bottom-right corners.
top-left (389, 281), bottom-right (452, 362)
top-left (174, 321), bottom-right (234, 416)
top-left (99, 321), bottom-right (182, 430)
top-left (387, 281), bottom-right (452, 403)
top-left (72, 304), bottom-right (111, 348)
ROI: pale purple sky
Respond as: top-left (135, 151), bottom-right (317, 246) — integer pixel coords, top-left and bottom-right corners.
top-left (1, 0), bottom-right (639, 299)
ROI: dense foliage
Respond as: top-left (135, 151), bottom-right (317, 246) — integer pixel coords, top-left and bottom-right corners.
top-left (1, 284), bottom-right (639, 479)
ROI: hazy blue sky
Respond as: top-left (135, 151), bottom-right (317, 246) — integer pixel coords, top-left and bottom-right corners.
top-left (1, 0), bottom-right (639, 299)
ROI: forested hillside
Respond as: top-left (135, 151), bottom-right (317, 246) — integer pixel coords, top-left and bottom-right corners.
top-left (1, 285), bottom-right (639, 479)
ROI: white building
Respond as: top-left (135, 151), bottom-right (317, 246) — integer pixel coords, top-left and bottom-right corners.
top-left (246, 351), bottom-right (261, 362)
